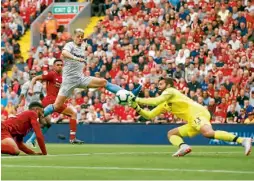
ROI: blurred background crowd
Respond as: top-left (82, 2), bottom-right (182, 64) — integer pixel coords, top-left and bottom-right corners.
top-left (1, 0), bottom-right (254, 124)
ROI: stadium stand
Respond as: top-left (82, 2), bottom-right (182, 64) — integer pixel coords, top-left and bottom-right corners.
top-left (1, 0), bottom-right (254, 124)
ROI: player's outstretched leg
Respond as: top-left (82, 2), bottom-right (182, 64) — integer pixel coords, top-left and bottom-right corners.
top-left (61, 107), bottom-right (84, 144)
top-left (106, 81), bottom-right (142, 96)
top-left (1, 138), bottom-right (20, 155)
top-left (88, 78), bottom-right (142, 96)
top-left (44, 104), bottom-right (55, 117)
top-left (167, 127), bottom-right (192, 157)
top-left (200, 125), bottom-right (252, 156)
top-left (44, 95), bottom-right (68, 117)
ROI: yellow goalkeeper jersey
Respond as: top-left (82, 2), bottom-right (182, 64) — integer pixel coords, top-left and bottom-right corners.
top-left (136, 88), bottom-right (210, 122)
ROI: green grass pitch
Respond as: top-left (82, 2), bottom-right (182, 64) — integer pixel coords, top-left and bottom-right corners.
top-left (1, 144), bottom-right (254, 180)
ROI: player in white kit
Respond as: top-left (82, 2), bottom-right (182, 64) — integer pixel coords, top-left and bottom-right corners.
top-left (44, 28), bottom-right (141, 117)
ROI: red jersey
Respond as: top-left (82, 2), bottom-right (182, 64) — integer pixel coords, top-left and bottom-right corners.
top-left (42, 71), bottom-right (62, 97)
top-left (1, 111), bottom-right (47, 155)
top-left (93, 102), bottom-right (103, 112)
top-left (20, 11), bottom-right (30, 24)
top-left (53, 51), bottom-right (61, 59)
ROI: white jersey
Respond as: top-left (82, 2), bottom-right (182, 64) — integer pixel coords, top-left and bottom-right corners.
top-left (62, 42), bottom-right (86, 83)
top-left (21, 80), bottom-right (44, 109)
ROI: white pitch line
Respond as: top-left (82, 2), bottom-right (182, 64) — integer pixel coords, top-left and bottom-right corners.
top-left (1, 151), bottom-right (243, 159)
top-left (2, 164), bottom-right (254, 174)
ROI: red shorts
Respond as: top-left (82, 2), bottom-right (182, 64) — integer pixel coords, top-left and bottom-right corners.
top-left (1, 124), bottom-right (12, 140)
top-left (42, 96), bottom-right (57, 108)
top-left (42, 96), bottom-right (68, 113)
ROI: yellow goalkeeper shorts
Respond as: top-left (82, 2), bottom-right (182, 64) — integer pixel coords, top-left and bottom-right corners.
top-left (178, 111), bottom-right (211, 138)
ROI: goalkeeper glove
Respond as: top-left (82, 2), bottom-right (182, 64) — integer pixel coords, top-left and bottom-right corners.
top-left (128, 99), bottom-right (141, 113)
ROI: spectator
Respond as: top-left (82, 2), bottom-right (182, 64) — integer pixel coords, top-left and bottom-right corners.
top-left (226, 105), bottom-right (238, 124)
top-left (1, 105), bottom-right (8, 121)
top-left (7, 91), bottom-right (19, 106)
top-left (187, 76), bottom-right (201, 92)
top-left (208, 98), bottom-right (216, 118)
top-left (249, 89), bottom-right (254, 106)
top-left (244, 111), bottom-right (254, 124)
top-left (237, 89), bottom-right (249, 107)
top-left (1, 46), bottom-right (13, 72)
top-left (213, 108), bottom-right (225, 124)
top-left (86, 106), bottom-right (101, 123)
top-left (92, 0), bottom-right (105, 16)
top-left (1, 92), bottom-right (8, 107)
top-left (229, 33), bottom-right (241, 50)
top-left (40, 11), bottom-right (58, 39)
top-left (102, 98), bottom-right (113, 113)
top-left (238, 108), bottom-right (247, 124)
top-left (175, 49), bottom-right (187, 65)
top-left (5, 101), bottom-right (16, 116)
top-left (173, 65), bottom-right (184, 80)
top-left (185, 64), bottom-right (198, 83)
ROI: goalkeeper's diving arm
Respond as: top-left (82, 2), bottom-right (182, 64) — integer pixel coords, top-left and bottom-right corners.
top-left (134, 103), bottom-right (165, 120)
top-left (136, 93), bottom-right (171, 106)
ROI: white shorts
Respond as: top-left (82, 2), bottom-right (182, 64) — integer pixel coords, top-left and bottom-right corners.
top-left (59, 76), bottom-right (93, 97)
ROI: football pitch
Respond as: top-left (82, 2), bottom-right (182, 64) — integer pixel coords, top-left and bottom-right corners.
top-left (1, 144), bottom-right (254, 180)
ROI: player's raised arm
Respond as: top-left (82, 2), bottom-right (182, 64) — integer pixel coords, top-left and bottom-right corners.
top-left (28, 75), bottom-right (43, 94)
top-left (135, 77), bottom-right (175, 106)
top-left (62, 47), bottom-right (84, 62)
top-left (19, 81), bottom-right (29, 105)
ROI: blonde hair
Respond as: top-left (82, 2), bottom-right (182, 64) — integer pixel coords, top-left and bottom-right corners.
top-left (74, 28), bottom-right (84, 35)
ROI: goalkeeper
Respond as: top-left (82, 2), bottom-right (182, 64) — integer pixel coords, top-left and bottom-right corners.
top-left (129, 77), bottom-right (252, 157)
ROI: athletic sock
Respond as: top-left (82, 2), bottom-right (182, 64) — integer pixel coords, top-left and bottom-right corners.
top-left (169, 135), bottom-right (184, 147)
top-left (214, 131), bottom-right (243, 144)
top-left (132, 84), bottom-right (142, 96)
top-left (42, 127), bottom-right (49, 134)
top-left (1, 144), bottom-right (18, 155)
top-left (105, 81), bottom-right (122, 94)
top-left (27, 132), bottom-right (36, 144)
top-left (44, 104), bottom-right (54, 117)
top-left (27, 127), bottom-right (49, 144)
top-left (69, 119), bottom-right (77, 141)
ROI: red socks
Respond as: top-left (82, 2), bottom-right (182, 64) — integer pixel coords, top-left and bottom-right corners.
top-left (1, 144), bottom-right (19, 155)
top-left (69, 119), bottom-right (77, 140)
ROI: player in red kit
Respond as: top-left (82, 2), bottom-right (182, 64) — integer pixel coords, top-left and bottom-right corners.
top-left (26, 59), bottom-right (83, 146)
top-left (1, 102), bottom-right (47, 156)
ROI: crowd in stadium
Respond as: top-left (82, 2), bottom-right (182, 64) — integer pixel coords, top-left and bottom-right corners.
top-left (1, 0), bottom-right (254, 124)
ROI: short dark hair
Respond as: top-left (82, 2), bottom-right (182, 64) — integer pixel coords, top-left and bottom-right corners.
top-left (159, 77), bottom-right (175, 87)
top-left (28, 102), bottom-right (43, 110)
top-left (53, 59), bottom-right (63, 64)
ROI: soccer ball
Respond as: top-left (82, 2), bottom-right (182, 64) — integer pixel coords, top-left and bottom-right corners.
top-left (115, 90), bottom-right (132, 105)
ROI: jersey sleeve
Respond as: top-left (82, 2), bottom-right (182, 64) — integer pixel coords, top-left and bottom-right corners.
top-left (30, 111), bottom-right (47, 155)
top-left (136, 88), bottom-right (173, 106)
top-left (63, 42), bottom-right (73, 52)
top-left (42, 71), bottom-right (54, 81)
top-left (137, 103), bottom-right (166, 120)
